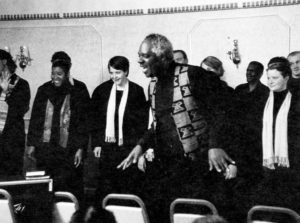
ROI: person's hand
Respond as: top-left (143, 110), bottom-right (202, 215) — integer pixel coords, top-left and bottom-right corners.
top-left (74, 149), bottom-right (83, 168)
top-left (224, 164), bottom-right (237, 180)
top-left (208, 148), bottom-right (235, 172)
top-left (26, 146), bottom-right (36, 162)
top-left (117, 145), bottom-right (143, 170)
top-left (93, 147), bottom-right (102, 158)
top-left (0, 70), bottom-right (11, 93)
top-left (138, 154), bottom-right (146, 172)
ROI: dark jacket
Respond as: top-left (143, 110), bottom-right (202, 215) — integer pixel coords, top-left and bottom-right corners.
top-left (138, 63), bottom-right (233, 155)
top-left (234, 82), bottom-right (269, 123)
top-left (251, 91), bottom-right (300, 213)
top-left (226, 82), bottom-right (269, 178)
top-left (288, 77), bottom-right (300, 97)
top-left (1, 74), bottom-right (30, 144)
top-left (90, 80), bottom-right (148, 148)
top-left (287, 78), bottom-right (300, 170)
top-left (27, 79), bottom-right (90, 153)
top-left (0, 74), bottom-right (30, 175)
top-left (287, 93), bottom-right (300, 171)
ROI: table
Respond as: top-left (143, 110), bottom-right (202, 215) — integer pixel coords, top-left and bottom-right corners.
top-left (0, 177), bottom-right (54, 223)
top-left (0, 178), bottom-right (53, 191)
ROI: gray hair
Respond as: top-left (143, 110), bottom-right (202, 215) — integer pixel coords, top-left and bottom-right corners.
top-left (144, 33), bottom-right (174, 63)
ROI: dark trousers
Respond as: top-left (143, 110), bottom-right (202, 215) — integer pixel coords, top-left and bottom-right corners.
top-left (141, 154), bottom-right (208, 223)
top-left (203, 171), bottom-right (251, 223)
top-left (248, 168), bottom-right (300, 222)
top-left (95, 144), bottom-right (145, 209)
top-left (36, 144), bottom-right (84, 207)
top-left (0, 135), bottom-right (25, 176)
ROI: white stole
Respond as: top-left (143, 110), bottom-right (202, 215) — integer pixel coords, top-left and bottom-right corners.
top-left (262, 91), bottom-right (291, 169)
top-left (105, 81), bottom-right (129, 146)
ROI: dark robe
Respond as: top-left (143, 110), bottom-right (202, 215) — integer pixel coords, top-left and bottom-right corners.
top-left (217, 82), bottom-right (269, 222)
top-left (249, 90), bottom-right (300, 222)
top-left (230, 81), bottom-right (269, 178)
top-left (137, 62), bottom-right (234, 223)
top-left (90, 80), bottom-right (148, 148)
top-left (90, 79), bottom-right (148, 208)
top-left (0, 73), bottom-right (30, 176)
top-left (288, 77), bottom-right (300, 97)
top-left (27, 78), bottom-right (90, 205)
top-left (231, 87), bottom-right (300, 222)
top-left (288, 77), bottom-right (300, 163)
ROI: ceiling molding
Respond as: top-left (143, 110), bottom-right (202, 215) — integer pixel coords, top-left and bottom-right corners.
top-left (0, 0), bottom-right (299, 21)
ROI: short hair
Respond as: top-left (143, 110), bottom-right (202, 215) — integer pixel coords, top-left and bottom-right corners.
top-left (108, 56), bottom-right (130, 75)
top-left (144, 33), bottom-right (174, 63)
top-left (249, 61), bottom-right (264, 75)
top-left (201, 56), bottom-right (224, 76)
top-left (267, 56), bottom-right (291, 78)
top-left (0, 49), bottom-right (17, 73)
top-left (201, 56), bottom-right (222, 70)
top-left (52, 59), bottom-right (71, 75)
top-left (51, 51), bottom-right (72, 67)
top-left (287, 51), bottom-right (300, 58)
top-left (173, 50), bottom-right (188, 60)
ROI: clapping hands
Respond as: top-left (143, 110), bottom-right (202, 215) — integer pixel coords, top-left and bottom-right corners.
top-left (0, 70), bottom-right (12, 93)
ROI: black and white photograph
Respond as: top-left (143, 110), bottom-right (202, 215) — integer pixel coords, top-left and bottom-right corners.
top-left (0, 0), bottom-right (300, 222)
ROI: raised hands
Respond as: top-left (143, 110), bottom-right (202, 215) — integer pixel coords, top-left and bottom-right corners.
top-left (0, 70), bottom-right (11, 93)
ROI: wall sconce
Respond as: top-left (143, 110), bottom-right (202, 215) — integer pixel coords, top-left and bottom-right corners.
top-left (227, 39), bottom-right (241, 68)
top-left (15, 46), bottom-right (33, 71)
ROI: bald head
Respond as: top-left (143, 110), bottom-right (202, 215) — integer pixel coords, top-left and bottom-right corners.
top-left (288, 51), bottom-right (300, 78)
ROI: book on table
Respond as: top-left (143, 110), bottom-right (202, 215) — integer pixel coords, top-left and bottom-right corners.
top-left (26, 171), bottom-right (46, 177)
top-left (25, 171), bottom-right (50, 180)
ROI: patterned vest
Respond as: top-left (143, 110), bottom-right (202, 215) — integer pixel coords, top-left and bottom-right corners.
top-left (149, 65), bottom-right (208, 154)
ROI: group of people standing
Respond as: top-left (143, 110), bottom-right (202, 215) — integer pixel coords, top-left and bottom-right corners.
top-left (0, 48), bottom-right (149, 221)
top-left (117, 35), bottom-right (300, 223)
top-left (0, 33), bottom-right (300, 223)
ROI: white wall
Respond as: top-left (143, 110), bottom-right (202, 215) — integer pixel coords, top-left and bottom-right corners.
top-left (0, 0), bottom-right (299, 119)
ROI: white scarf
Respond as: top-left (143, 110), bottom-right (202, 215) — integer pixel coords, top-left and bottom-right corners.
top-left (105, 80), bottom-right (129, 146)
top-left (262, 90), bottom-right (291, 169)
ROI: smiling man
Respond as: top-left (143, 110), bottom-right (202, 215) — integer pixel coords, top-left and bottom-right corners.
top-left (287, 51), bottom-right (300, 96)
top-left (233, 61), bottom-right (269, 168)
top-left (235, 61), bottom-right (268, 94)
top-left (288, 51), bottom-right (300, 79)
top-left (118, 33), bottom-right (234, 223)
top-left (230, 61), bottom-right (269, 219)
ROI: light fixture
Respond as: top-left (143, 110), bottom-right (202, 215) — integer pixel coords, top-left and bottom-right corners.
top-left (3, 46), bottom-right (11, 53)
top-left (15, 46), bottom-right (33, 71)
top-left (227, 39), bottom-right (241, 68)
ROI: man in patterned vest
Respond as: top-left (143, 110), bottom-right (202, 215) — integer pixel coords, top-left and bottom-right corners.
top-left (118, 33), bottom-right (235, 223)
